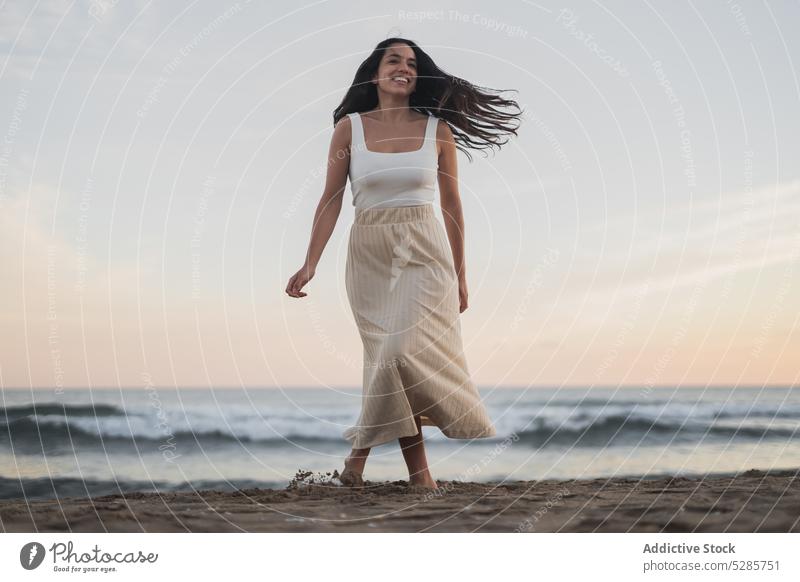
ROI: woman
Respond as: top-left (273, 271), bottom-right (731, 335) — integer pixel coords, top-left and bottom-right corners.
top-left (285, 38), bottom-right (521, 489)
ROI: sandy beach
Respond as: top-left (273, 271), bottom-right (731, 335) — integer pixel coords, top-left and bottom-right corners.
top-left (1, 468), bottom-right (797, 533)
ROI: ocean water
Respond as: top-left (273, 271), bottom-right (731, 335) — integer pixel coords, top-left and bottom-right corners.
top-left (1, 386), bottom-right (798, 500)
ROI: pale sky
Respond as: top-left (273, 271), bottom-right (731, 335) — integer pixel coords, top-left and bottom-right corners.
top-left (1, 0), bottom-right (798, 390)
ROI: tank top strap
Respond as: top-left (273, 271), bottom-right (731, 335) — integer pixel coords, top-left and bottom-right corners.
top-left (348, 112), bottom-right (364, 151)
top-left (424, 114), bottom-right (438, 151)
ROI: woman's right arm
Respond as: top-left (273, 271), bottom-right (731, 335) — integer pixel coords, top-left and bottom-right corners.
top-left (285, 116), bottom-right (352, 298)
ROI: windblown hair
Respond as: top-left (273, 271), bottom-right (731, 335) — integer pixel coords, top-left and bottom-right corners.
top-left (333, 37), bottom-right (523, 161)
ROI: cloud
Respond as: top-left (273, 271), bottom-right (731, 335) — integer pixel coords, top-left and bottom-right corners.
top-left (576, 179), bottom-right (798, 278)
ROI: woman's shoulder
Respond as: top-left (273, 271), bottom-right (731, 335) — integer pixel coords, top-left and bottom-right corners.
top-left (336, 112), bottom-right (356, 125)
top-left (426, 111), bottom-right (448, 128)
top-left (432, 114), bottom-right (451, 137)
top-left (332, 114), bottom-right (355, 153)
top-left (333, 114), bottom-right (353, 137)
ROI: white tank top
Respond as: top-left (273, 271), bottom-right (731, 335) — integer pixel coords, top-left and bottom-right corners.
top-left (347, 112), bottom-right (439, 209)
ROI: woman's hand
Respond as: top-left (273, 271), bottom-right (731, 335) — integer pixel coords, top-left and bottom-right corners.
top-left (286, 264), bottom-right (315, 298)
top-left (458, 276), bottom-right (468, 313)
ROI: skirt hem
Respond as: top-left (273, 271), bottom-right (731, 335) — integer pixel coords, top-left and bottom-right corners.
top-left (343, 422), bottom-right (497, 450)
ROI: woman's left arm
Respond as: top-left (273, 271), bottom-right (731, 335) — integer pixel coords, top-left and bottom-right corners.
top-left (436, 119), bottom-right (469, 313)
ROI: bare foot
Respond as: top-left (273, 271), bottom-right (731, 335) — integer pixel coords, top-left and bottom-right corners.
top-left (409, 473), bottom-right (438, 489)
top-left (338, 455), bottom-right (365, 488)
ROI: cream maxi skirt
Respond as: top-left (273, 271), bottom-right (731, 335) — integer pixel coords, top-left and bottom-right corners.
top-left (343, 203), bottom-right (496, 449)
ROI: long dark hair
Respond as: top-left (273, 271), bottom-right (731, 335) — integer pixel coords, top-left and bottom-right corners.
top-left (333, 38), bottom-right (523, 161)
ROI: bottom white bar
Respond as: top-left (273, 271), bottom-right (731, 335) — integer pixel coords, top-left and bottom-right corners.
top-left (1, 533), bottom-right (798, 581)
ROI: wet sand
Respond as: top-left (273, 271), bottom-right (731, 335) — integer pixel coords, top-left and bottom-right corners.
top-left (1, 468), bottom-right (797, 532)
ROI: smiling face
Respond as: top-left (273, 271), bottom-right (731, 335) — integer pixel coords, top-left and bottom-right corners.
top-left (372, 43), bottom-right (417, 96)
